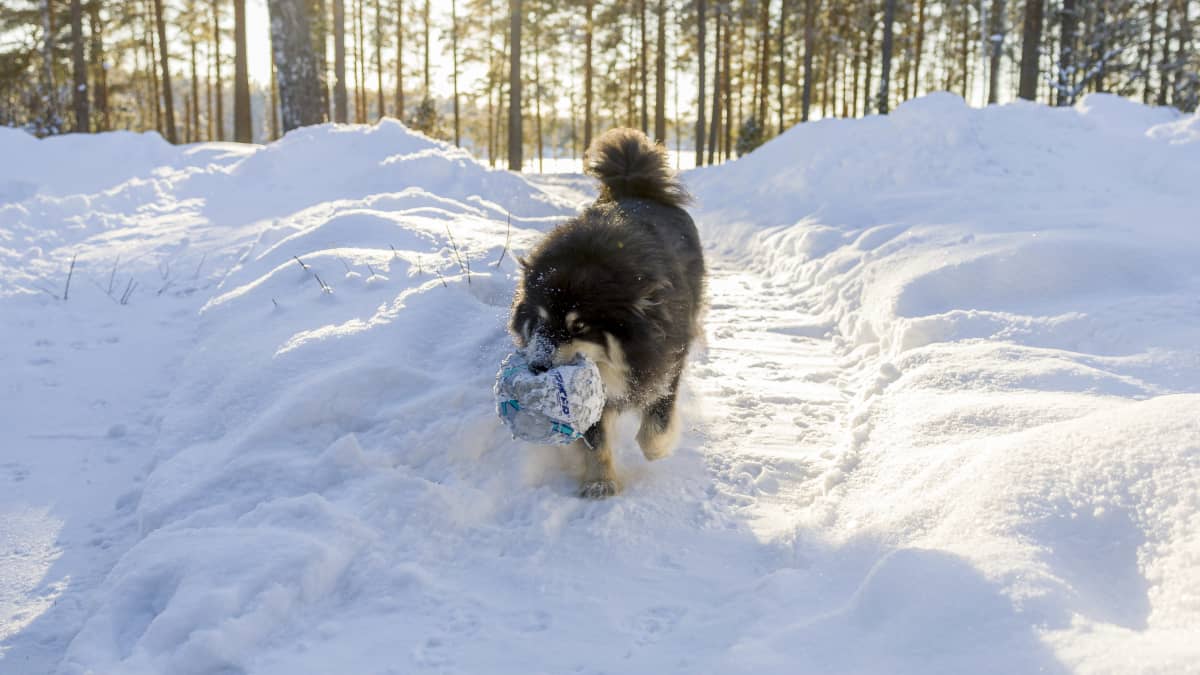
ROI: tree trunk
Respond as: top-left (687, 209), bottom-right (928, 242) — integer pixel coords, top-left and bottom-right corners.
top-left (864, 2), bottom-right (876, 113)
top-left (913, 0), bottom-right (927, 98)
top-left (311, 0), bottom-right (329, 118)
top-left (375, 0), bottom-right (384, 118)
top-left (1018, 0), bottom-right (1044, 100)
top-left (584, 0), bottom-right (594, 151)
top-left (423, 0), bottom-right (431, 96)
top-left (1058, 0), bottom-right (1077, 105)
top-left (639, 0), bottom-right (649, 133)
top-left (960, 1), bottom-right (971, 99)
top-left (212, 0), bottom-right (225, 138)
top-left (153, 0), bottom-right (178, 142)
top-left (802, 0), bottom-right (816, 120)
top-left (267, 0), bottom-right (326, 132)
top-left (696, 0), bottom-right (706, 166)
top-left (71, 0), bottom-right (89, 132)
top-left (496, 13), bottom-right (508, 163)
top-left (486, 0), bottom-right (496, 164)
top-left (191, 36), bottom-right (201, 140)
top-left (878, 0), bottom-right (896, 113)
top-left (207, 49), bottom-right (214, 139)
top-left (88, 2), bottom-right (108, 131)
top-left (777, 0), bottom-right (786, 133)
top-left (708, 7), bottom-right (722, 165)
top-left (1171, 0), bottom-right (1192, 109)
top-left (1157, 1), bottom-right (1173, 106)
top-left (333, 0), bottom-right (349, 122)
top-left (654, 0), bottom-right (667, 143)
top-left (145, 2), bottom-right (162, 134)
top-left (852, 21), bottom-right (861, 115)
top-left (234, 0), bottom-right (253, 140)
top-left (40, 0), bottom-right (61, 134)
top-left (821, 18), bottom-right (832, 116)
top-left (724, 14), bottom-right (732, 157)
top-left (988, 0), bottom-right (1006, 103)
top-left (758, 0), bottom-right (771, 127)
top-left (354, 0), bottom-right (364, 121)
top-left (452, 0), bottom-right (460, 144)
top-left (508, 0), bottom-right (522, 171)
top-left (270, 58), bottom-right (279, 139)
top-left (627, 17), bottom-right (637, 127)
top-left (395, 0), bottom-right (404, 117)
top-left (533, 0), bottom-right (542, 170)
top-left (1144, 0), bottom-right (1159, 104)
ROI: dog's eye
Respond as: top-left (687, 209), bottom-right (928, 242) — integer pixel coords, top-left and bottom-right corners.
top-left (570, 321), bottom-right (589, 335)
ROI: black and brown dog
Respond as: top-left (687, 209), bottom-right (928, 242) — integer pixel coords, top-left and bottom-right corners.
top-left (510, 128), bottom-right (706, 498)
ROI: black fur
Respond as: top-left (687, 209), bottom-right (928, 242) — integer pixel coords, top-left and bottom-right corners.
top-left (509, 128), bottom-right (705, 496)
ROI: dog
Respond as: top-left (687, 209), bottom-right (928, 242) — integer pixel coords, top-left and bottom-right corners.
top-left (509, 128), bottom-right (706, 499)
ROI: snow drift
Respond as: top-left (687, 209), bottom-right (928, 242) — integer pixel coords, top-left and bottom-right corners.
top-left (1, 94), bottom-right (1198, 675)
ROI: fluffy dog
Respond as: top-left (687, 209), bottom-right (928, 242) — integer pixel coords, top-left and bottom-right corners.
top-left (510, 128), bottom-right (705, 499)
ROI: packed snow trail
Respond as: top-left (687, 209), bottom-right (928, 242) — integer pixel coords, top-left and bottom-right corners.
top-left (688, 266), bottom-right (851, 539)
top-left (2, 94), bottom-right (1199, 674)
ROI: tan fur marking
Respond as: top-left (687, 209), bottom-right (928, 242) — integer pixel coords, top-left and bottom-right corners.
top-left (579, 407), bottom-right (620, 496)
top-left (553, 333), bottom-right (630, 402)
top-left (637, 405), bottom-right (681, 461)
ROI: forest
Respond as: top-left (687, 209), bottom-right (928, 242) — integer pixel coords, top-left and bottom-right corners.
top-left (1, 0), bottom-right (1198, 170)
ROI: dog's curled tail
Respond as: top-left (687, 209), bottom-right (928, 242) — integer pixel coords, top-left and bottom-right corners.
top-left (585, 128), bottom-right (691, 208)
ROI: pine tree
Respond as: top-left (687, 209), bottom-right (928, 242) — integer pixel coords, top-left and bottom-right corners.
top-left (234, 0), bottom-right (252, 140)
top-left (654, 0), bottom-right (667, 143)
top-left (267, 0), bottom-right (325, 132)
top-left (509, 0), bottom-right (522, 170)
top-left (152, 0), bottom-right (177, 142)
top-left (70, 0), bottom-right (88, 132)
top-left (877, 0), bottom-right (896, 113)
top-left (696, 0), bottom-right (706, 165)
top-left (1019, 0), bottom-right (1044, 100)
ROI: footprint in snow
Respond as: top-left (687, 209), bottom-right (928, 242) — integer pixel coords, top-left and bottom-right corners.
top-left (509, 609), bottom-right (551, 633)
top-left (629, 606), bottom-right (687, 644)
top-left (411, 636), bottom-right (451, 667)
top-left (3, 462), bottom-right (31, 482)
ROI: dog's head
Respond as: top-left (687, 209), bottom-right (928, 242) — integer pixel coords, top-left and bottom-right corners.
top-left (510, 251), bottom-right (667, 377)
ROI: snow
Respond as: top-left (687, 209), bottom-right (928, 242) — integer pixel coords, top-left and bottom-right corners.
top-left (2, 94), bottom-right (1198, 674)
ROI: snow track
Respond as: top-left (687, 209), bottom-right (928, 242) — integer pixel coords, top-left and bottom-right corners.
top-left (689, 265), bottom-right (851, 539)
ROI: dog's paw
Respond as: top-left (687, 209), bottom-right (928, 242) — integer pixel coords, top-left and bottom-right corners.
top-left (579, 480), bottom-right (618, 500)
top-left (637, 414), bottom-right (680, 462)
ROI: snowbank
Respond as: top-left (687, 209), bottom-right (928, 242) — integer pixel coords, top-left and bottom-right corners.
top-left (689, 93), bottom-right (1200, 673)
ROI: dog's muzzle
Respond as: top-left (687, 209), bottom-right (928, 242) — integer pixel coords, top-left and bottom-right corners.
top-left (525, 333), bottom-right (556, 374)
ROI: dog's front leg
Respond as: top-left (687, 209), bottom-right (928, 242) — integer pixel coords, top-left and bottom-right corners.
top-left (579, 406), bottom-right (620, 499)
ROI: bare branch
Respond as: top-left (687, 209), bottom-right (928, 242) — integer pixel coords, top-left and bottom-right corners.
top-left (495, 214), bottom-right (512, 267)
top-left (63, 253), bottom-right (77, 301)
top-left (107, 255), bottom-right (120, 295)
top-left (445, 225), bottom-right (471, 284)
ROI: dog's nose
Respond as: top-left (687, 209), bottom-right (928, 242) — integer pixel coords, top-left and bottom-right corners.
top-left (526, 333), bottom-right (555, 374)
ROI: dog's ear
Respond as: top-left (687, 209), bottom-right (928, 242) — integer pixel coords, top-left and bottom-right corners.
top-left (516, 256), bottom-right (531, 271)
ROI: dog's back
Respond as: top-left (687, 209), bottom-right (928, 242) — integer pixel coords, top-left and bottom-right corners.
top-left (584, 129), bottom-right (706, 328)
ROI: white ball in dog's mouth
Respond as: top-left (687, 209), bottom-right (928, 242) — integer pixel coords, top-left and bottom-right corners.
top-left (494, 350), bottom-right (606, 445)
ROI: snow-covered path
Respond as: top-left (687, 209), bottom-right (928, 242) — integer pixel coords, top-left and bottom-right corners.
top-left (689, 265), bottom-right (849, 539)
